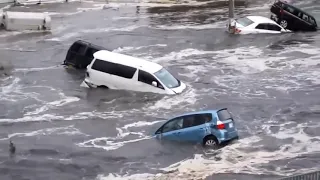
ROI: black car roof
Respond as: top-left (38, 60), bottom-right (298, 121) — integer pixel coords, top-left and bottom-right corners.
top-left (276, 0), bottom-right (316, 19)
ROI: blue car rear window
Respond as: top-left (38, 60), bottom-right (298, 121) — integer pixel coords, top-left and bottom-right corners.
top-left (217, 109), bottom-right (232, 121)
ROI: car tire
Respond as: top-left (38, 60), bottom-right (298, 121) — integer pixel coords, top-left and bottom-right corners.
top-left (203, 135), bottom-right (219, 149)
top-left (279, 20), bottom-right (288, 29)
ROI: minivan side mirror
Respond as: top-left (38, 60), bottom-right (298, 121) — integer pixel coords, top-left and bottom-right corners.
top-left (152, 81), bottom-right (158, 87)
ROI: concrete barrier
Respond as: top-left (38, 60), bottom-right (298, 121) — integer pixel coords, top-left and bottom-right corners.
top-left (1, 11), bottom-right (51, 31)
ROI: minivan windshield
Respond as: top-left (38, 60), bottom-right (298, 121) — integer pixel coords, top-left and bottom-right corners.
top-left (154, 68), bottom-right (180, 88)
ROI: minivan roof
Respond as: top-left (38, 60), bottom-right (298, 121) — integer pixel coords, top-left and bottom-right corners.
top-left (93, 50), bottom-right (163, 74)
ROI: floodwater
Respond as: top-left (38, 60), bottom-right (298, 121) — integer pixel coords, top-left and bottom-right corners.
top-left (0, 0), bottom-right (319, 180)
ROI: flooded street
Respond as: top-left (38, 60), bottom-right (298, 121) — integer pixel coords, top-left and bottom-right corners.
top-left (0, 0), bottom-right (320, 179)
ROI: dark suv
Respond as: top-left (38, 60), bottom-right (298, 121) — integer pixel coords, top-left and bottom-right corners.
top-left (270, 0), bottom-right (318, 31)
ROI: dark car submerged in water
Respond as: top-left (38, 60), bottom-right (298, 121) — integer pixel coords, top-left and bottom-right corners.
top-left (270, 0), bottom-right (318, 31)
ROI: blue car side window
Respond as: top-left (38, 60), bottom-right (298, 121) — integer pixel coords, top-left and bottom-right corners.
top-left (162, 118), bottom-right (183, 133)
top-left (182, 114), bottom-right (210, 128)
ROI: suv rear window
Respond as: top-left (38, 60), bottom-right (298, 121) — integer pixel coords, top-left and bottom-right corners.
top-left (236, 17), bottom-right (254, 27)
top-left (217, 109), bottom-right (232, 121)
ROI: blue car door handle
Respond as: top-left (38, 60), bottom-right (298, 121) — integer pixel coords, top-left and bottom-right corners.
top-left (174, 132), bottom-right (181, 134)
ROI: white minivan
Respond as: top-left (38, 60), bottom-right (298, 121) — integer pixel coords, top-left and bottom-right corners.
top-left (80, 50), bottom-right (187, 95)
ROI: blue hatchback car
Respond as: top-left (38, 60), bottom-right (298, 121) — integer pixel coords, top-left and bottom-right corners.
top-left (154, 108), bottom-right (239, 147)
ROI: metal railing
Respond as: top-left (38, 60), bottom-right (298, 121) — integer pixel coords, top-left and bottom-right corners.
top-left (278, 170), bottom-right (320, 180)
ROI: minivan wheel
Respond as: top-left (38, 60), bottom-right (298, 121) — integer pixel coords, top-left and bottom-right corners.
top-left (279, 20), bottom-right (288, 28)
top-left (203, 136), bottom-right (219, 148)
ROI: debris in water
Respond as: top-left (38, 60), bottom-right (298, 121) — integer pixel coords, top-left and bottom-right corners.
top-left (9, 140), bottom-right (16, 155)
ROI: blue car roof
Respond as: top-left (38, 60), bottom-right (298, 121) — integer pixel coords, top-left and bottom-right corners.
top-left (170, 108), bottom-right (227, 119)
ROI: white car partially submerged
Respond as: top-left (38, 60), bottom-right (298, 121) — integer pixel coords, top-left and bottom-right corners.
top-left (81, 50), bottom-right (187, 95)
top-left (228, 15), bottom-right (291, 34)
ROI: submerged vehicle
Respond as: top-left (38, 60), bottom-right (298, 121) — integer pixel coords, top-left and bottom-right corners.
top-left (270, 0), bottom-right (318, 31)
top-left (63, 40), bottom-right (109, 69)
top-left (228, 15), bottom-right (291, 34)
top-left (154, 108), bottom-right (239, 148)
top-left (81, 50), bottom-right (187, 95)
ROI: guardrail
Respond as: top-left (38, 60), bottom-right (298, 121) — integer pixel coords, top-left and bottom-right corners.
top-left (278, 170), bottom-right (320, 180)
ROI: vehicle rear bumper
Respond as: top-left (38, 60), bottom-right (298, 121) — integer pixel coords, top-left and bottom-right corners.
top-left (217, 130), bottom-right (239, 144)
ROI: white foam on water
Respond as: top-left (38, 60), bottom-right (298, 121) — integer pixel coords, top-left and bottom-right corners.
top-left (47, 25), bottom-right (143, 42)
top-left (16, 0), bottom-right (80, 5)
top-left (1, 77), bottom-right (20, 98)
top-left (0, 74), bottom-right (129, 123)
top-left (0, 125), bottom-right (86, 141)
top-left (112, 44), bottom-right (167, 53)
top-left (153, 22), bottom-right (225, 30)
top-left (13, 65), bottom-right (60, 73)
top-left (48, 96), bottom-right (80, 107)
top-left (97, 173), bottom-right (155, 180)
top-left (122, 120), bottom-right (164, 130)
top-left (144, 84), bottom-right (198, 112)
top-left (77, 120), bottom-right (161, 151)
top-left (97, 130), bottom-right (320, 180)
top-left (149, 48), bottom-right (215, 66)
top-left (0, 77), bottom-right (43, 102)
top-left (0, 114), bottom-right (64, 123)
top-left (25, 96), bottom-right (80, 116)
top-left (64, 110), bottom-right (125, 120)
top-left (178, 65), bottom-right (209, 81)
top-left (112, 14), bottom-right (149, 20)
top-left (0, 108), bottom-right (128, 123)
top-left (210, 46), bottom-right (280, 74)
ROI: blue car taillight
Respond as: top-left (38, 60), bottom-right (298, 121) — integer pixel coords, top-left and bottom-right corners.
top-left (217, 123), bottom-right (225, 129)
top-left (210, 122), bottom-right (226, 130)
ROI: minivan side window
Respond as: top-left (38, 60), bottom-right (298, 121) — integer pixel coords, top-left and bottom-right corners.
top-left (91, 59), bottom-right (136, 79)
top-left (138, 70), bottom-right (164, 89)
